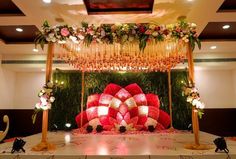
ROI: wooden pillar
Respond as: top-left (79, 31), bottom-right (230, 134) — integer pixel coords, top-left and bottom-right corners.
top-left (80, 71), bottom-right (85, 127)
top-left (168, 70), bottom-right (174, 129)
top-left (187, 43), bottom-right (200, 146)
top-left (32, 43), bottom-right (56, 151)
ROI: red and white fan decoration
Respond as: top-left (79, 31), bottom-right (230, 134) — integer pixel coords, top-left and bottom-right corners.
top-left (75, 83), bottom-right (170, 132)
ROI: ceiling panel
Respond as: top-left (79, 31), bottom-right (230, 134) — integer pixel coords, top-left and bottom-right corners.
top-left (199, 22), bottom-right (236, 41)
top-left (0, 0), bottom-right (25, 16)
top-left (0, 25), bottom-right (39, 44)
top-left (83, 0), bottom-right (154, 15)
top-left (218, 0), bottom-right (236, 12)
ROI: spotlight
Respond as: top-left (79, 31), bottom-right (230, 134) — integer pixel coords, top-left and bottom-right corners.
top-left (86, 125), bottom-right (93, 133)
top-left (65, 123), bottom-right (71, 128)
top-left (119, 126), bottom-right (126, 133)
top-left (96, 125), bottom-right (103, 133)
top-left (148, 125), bottom-right (155, 132)
top-left (187, 124), bottom-right (192, 132)
top-left (222, 25), bottom-right (230, 30)
top-left (43, 0), bottom-right (51, 3)
top-left (16, 28), bottom-right (23, 32)
top-left (213, 137), bottom-right (229, 153)
top-left (52, 123), bottom-right (58, 131)
top-left (11, 138), bottom-right (26, 153)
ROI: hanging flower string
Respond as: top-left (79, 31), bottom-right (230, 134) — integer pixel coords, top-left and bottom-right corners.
top-left (182, 82), bottom-right (204, 118)
top-left (35, 20), bottom-right (201, 51)
top-left (32, 82), bottom-right (55, 124)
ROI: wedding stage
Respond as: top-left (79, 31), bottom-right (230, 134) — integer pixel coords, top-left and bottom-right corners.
top-left (1, 16), bottom-right (228, 159)
top-left (0, 131), bottom-right (236, 159)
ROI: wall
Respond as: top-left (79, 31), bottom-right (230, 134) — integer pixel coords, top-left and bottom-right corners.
top-left (195, 69), bottom-right (236, 108)
top-left (1, 67), bottom-right (236, 109)
top-left (234, 70), bottom-right (236, 106)
top-left (1, 67), bottom-right (236, 136)
top-left (13, 72), bottom-right (45, 109)
top-left (0, 56), bottom-right (15, 109)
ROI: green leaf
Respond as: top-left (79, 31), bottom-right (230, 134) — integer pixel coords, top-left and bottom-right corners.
top-left (189, 37), bottom-right (195, 51)
top-left (196, 39), bottom-right (201, 50)
top-left (139, 35), bottom-right (148, 52)
top-left (43, 20), bottom-right (50, 28)
top-left (40, 40), bottom-right (45, 50)
top-left (32, 111), bottom-right (38, 124)
top-left (198, 110), bottom-right (204, 119)
top-left (81, 22), bottom-right (88, 28)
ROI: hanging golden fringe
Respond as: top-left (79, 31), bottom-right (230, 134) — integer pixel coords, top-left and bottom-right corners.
top-left (57, 40), bottom-right (187, 72)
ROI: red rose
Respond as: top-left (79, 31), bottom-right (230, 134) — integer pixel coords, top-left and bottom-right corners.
top-left (139, 26), bottom-right (146, 33)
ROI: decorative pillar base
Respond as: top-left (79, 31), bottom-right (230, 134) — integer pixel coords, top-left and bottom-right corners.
top-left (32, 141), bottom-right (56, 151)
top-left (184, 143), bottom-right (213, 150)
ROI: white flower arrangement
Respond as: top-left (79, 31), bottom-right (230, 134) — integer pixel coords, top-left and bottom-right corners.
top-left (183, 82), bottom-right (204, 118)
top-left (35, 82), bottom-right (55, 110)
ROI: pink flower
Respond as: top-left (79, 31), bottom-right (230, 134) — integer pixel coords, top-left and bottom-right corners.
top-left (145, 30), bottom-right (152, 35)
top-left (60, 28), bottom-right (70, 37)
top-left (155, 26), bottom-right (160, 31)
top-left (87, 28), bottom-right (95, 35)
top-left (175, 28), bottom-right (182, 33)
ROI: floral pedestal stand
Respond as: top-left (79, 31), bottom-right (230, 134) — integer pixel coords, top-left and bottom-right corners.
top-left (184, 44), bottom-right (212, 150)
top-left (32, 43), bottom-right (56, 151)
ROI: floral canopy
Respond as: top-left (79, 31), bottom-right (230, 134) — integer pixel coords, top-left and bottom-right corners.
top-left (36, 20), bottom-right (201, 72)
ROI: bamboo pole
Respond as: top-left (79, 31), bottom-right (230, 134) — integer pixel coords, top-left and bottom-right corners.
top-left (80, 71), bottom-right (85, 127)
top-left (32, 43), bottom-right (56, 151)
top-left (168, 70), bottom-right (174, 129)
top-left (186, 43), bottom-right (200, 147)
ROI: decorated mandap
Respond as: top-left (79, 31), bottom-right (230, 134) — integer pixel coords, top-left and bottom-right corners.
top-left (32, 20), bottom-right (209, 152)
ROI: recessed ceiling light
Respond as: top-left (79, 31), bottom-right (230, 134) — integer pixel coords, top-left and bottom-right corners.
top-left (16, 28), bottom-right (23, 32)
top-left (33, 48), bottom-right (38, 52)
top-left (222, 25), bottom-right (230, 30)
top-left (43, 0), bottom-right (51, 3)
top-left (210, 46), bottom-right (217, 50)
top-left (187, 0), bottom-right (194, 2)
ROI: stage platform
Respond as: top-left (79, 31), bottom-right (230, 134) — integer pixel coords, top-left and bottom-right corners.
top-left (0, 131), bottom-right (235, 159)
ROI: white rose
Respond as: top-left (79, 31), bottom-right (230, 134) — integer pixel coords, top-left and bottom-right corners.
top-left (152, 31), bottom-right (158, 37)
top-left (184, 39), bottom-right (189, 43)
top-left (191, 23), bottom-right (197, 28)
top-left (49, 33), bottom-right (54, 38)
top-left (51, 37), bottom-right (57, 43)
top-left (187, 97), bottom-right (192, 102)
top-left (70, 36), bottom-right (77, 42)
top-left (78, 35), bottom-right (84, 40)
top-left (35, 103), bottom-right (41, 109)
top-left (198, 102), bottom-right (205, 109)
top-left (47, 82), bottom-right (53, 88)
top-left (50, 96), bottom-right (55, 103)
top-left (40, 97), bottom-right (48, 106)
top-left (47, 103), bottom-right (52, 109)
top-left (192, 99), bottom-right (198, 106)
